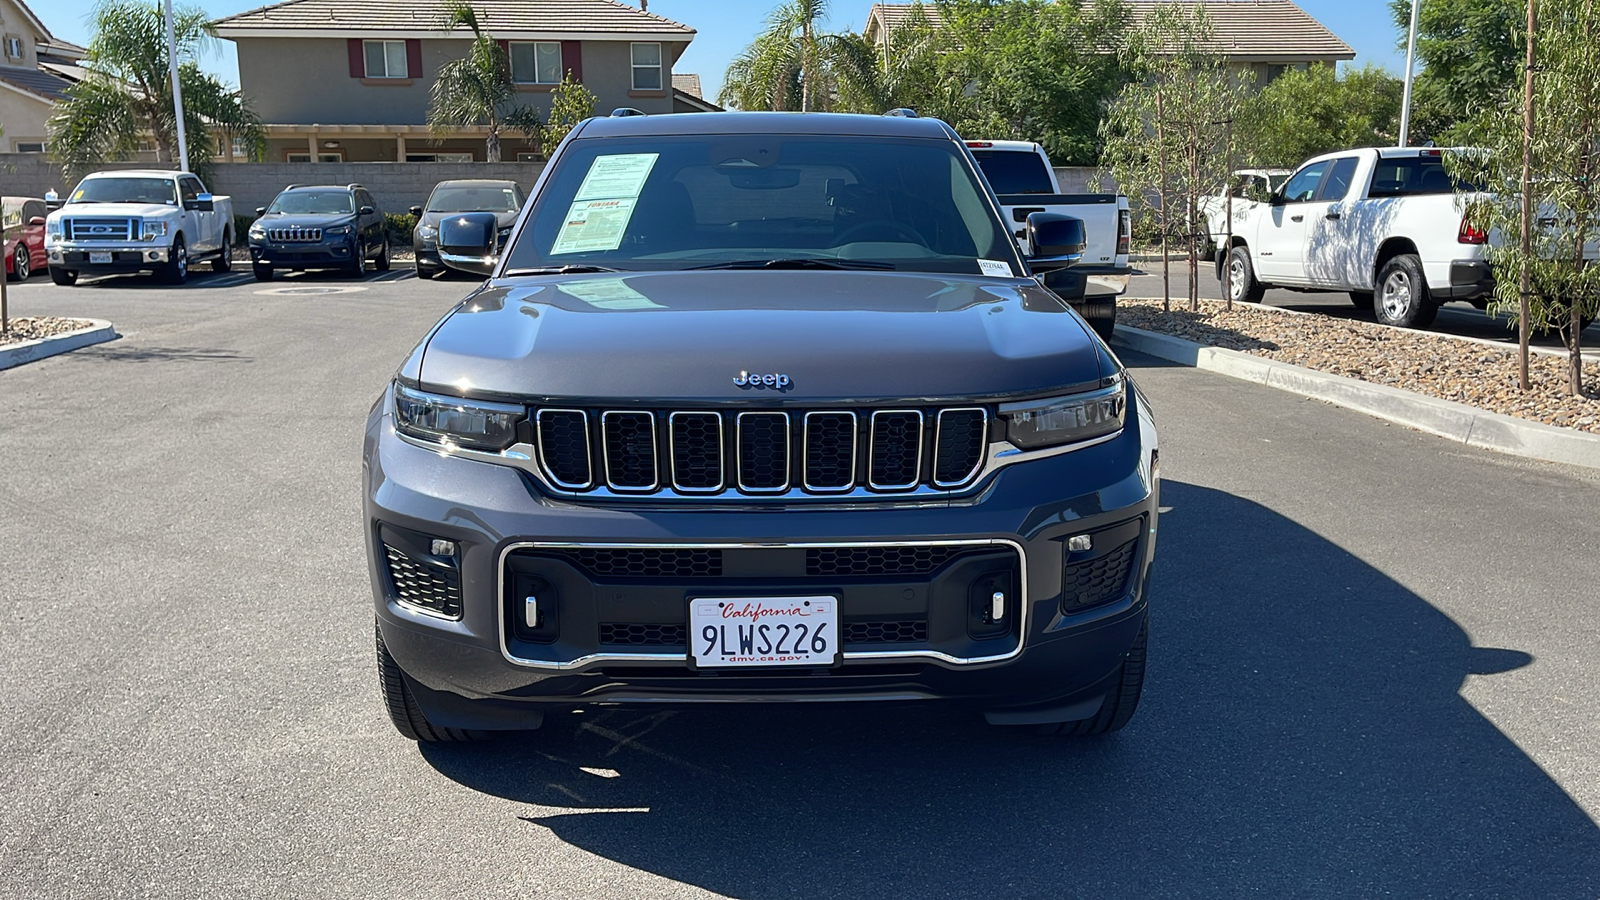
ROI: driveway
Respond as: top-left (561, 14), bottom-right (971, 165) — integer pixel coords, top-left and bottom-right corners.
top-left (2, 270), bottom-right (1597, 898)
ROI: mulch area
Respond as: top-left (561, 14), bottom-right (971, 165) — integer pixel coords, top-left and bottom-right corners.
top-left (1120, 297), bottom-right (1600, 434)
top-left (0, 317), bottom-right (96, 349)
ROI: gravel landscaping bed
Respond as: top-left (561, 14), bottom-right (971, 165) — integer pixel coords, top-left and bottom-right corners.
top-left (1120, 297), bottom-right (1600, 434)
top-left (0, 317), bottom-right (98, 348)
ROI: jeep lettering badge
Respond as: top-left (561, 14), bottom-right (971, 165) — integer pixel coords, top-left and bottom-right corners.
top-left (733, 371), bottom-right (792, 389)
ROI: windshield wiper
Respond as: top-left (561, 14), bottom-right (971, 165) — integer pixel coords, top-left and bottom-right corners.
top-left (501, 265), bottom-right (623, 276)
top-left (686, 258), bottom-right (895, 271)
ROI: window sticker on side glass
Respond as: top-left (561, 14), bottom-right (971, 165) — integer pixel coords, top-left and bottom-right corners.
top-left (552, 153), bottom-right (660, 255)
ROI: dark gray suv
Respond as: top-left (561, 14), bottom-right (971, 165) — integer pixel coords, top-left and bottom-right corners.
top-left (365, 111), bottom-right (1159, 742)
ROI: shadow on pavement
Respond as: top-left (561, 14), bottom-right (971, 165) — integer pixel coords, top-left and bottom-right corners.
top-left (73, 345), bottom-right (249, 363)
top-left (419, 481), bottom-right (1600, 898)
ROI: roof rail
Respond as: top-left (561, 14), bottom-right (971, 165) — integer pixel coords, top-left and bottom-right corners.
top-left (347, 183), bottom-right (365, 190)
top-left (610, 107), bottom-right (647, 117)
top-left (883, 108), bottom-right (919, 118)
top-left (284, 183), bottom-right (303, 190)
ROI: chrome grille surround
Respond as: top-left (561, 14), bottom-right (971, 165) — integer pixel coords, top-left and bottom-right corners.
top-left (932, 408), bottom-right (990, 488)
top-left (735, 411), bottom-right (791, 493)
top-left (65, 218), bottom-right (137, 241)
top-left (267, 226), bottom-right (324, 243)
top-left (535, 408), bottom-right (593, 490)
top-left (802, 410), bottom-right (858, 492)
top-left (668, 411), bottom-right (725, 493)
top-left (600, 410), bottom-right (659, 492)
top-left (868, 410), bottom-right (925, 490)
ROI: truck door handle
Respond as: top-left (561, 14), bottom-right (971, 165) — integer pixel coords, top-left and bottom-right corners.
top-left (1290, 214), bottom-right (1304, 223)
top-left (1325, 212), bottom-right (1342, 221)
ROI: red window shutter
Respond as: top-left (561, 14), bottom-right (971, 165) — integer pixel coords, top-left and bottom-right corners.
top-left (496, 39), bottom-right (509, 55)
top-left (347, 39), bottom-right (364, 78)
top-left (405, 39), bottom-right (422, 78)
top-left (560, 40), bottom-right (582, 82)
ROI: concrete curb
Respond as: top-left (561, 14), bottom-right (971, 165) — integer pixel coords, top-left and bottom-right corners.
top-left (1112, 324), bottom-right (1600, 471)
top-left (0, 319), bottom-right (117, 371)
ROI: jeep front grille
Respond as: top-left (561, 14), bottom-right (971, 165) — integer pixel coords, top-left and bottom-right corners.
top-left (533, 406), bottom-right (990, 498)
top-left (267, 226), bottom-right (323, 243)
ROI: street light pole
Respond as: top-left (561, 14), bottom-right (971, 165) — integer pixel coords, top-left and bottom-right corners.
top-left (164, 0), bottom-right (189, 171)
top-left (1398, 0), bottom-right (1421, 146)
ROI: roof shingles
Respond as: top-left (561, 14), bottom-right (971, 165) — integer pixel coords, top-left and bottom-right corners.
top-left (0, 64), bottom-right (74, 102)
top-left (215, 0), bottom-right (694, 35)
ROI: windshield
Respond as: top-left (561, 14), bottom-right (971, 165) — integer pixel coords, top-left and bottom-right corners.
top-left (505, 134), bottom-right (1021, 276)
top-left (970, 149), bottom-right (1055, 194)
top-left (267, 190), bottom-right (355, 215)
top-left (428, 184), bottom-right (521, 213)
top-left (69, 177), bottom-right (176, 206)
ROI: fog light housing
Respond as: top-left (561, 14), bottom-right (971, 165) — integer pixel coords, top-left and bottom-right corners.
top-left (377, 524), bottom-right (463, 619)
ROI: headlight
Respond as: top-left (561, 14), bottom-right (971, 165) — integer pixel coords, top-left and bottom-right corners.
top-left (45, 221), bottom-right (61, 245)
top-left (393, 383), bottom-right (524, 451)
top-left (324, 224), bottom-right (352, 237)
top-left (140, 220), bottom-right (169, 242)
top-left (417, 224), bottom-right (438, 240)
top-left (248, 224), bottom-right (266, 240)
top-left (999, 375), bottom-right (1126, 449)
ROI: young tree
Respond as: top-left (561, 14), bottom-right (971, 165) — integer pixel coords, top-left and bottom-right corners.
top-left (1236, 64), bottom-right (1403, 167)
top-left (47, 0), bottom-right (263, 181)
top-left (427, 0), bottom-right (541, 163)
top-left (1100, 3), bottom-right (1251, 310)
top-left (1451, 0), bottom-right (1600, 395)
top-left (539, 75), bottom-right (597, 159)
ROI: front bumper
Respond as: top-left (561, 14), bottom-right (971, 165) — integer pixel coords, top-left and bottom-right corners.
top-left (413, 244), bottom-right (441, 270)
top-left (48, 243), bottom-right (169, 272)
top-left (250, 240), bottom-right (354, 269)
top-left (364, 386), bottom-right (1159, 730)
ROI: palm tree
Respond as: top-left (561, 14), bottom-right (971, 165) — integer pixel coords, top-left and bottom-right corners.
top-left (719, 0), bottom-right (879, 112)
top-left (47, 0), bottom-right (263, 180)
top-left (427, 0), bottom-right (540, 163)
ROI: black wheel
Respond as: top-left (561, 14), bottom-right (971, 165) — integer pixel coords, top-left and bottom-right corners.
top-left (11, 244), bottom-right (30, 281)
top-left (212, 232), bottom-right (233, 272)
top-left (416, 264), bottom-right (442, 279)
top-left (1037, 618), bottom-right (1147, 736)
top-left (1349, 291), bottom-right (1374, 310)
top-left (376, 624), bottom-right (493, 743)
top-left (348, 241), bottom-right (366, 278)
top-left (1080, 296), bottom-right (1116, 340)
top-left (1373, 254), bottom-right (1437, 328)
top-left (163, 236), bottom-right (188, 285)
top-left (375, 239), bottom-right (391, 272)
top-left (252, 262), bottom-right (273, 282)
top-left (49, 266), bottom-right (76, 286)
top-left (1224, 245), bottom-right (1266, 304)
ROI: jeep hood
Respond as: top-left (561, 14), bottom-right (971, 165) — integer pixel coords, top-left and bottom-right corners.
top-left (414, 271), bottom-right (1109, 402)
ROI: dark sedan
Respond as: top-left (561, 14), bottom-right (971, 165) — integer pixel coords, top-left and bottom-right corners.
top-left (410, 180), bottom-right (524, 278)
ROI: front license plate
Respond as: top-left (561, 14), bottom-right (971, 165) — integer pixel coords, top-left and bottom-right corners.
top-left (688, 596), bottom-right (839, 669)
top-left (89, 251), bottom-right (112, 264)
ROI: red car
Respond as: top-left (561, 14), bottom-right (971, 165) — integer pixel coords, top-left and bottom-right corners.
top-left (3, 196), bottom-right (48, 282)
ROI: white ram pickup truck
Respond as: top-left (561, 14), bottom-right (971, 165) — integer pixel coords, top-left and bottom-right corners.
top-left (45, 169), bottom-right (235, 285)
top-left (966, 139), bottom-right (1132, 338)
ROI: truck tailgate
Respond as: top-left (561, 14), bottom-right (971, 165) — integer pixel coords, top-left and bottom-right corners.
top-left (996, 193), bottom-right (1124, 268)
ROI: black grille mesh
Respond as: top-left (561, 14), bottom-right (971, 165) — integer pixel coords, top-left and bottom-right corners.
top-left (738, 413), bottom-right (790, 490)
top-left (600, 623), bottom-right (688, 646)
top-left (670, 413), bottom-right (722, 490)
top-left (934, 410), bottom-right (987, 485)
top-left (804, 413), bottom-right (856, 490)
top-left (870, 412), bottom-right (922, 487)
top-left (384, 544), bottom-right (462, 617)
top-left (603, 413), bottom-right (657, 488)
top-left (806, 546), bottom-right (967, 577)
top-left (538, 411), bottom-right (591, 487)
top-left (843, 620), bottom-right (927, 643)
top-left (1062, 538), bottom-right (1138, 611)
top-left (546, 548), bottom-right (724, 579)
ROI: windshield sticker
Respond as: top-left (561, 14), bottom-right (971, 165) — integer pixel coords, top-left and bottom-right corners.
top-left (574, 153), bottom-right (659, 202)
top-left (977, 259), bottom-right (1013, 278)
top-left (559, 279), bottom-right (662, 310)
top-left (551, 198), bottom-right (638, 255)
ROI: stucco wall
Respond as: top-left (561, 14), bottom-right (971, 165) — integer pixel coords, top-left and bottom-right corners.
top-left (0, 87), bottom-right (49, 149)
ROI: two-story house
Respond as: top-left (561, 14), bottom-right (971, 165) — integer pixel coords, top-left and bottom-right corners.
top-left (214, 0), bottom-right (702, 163)
top-left (0, 0), bottom-right (85, 153)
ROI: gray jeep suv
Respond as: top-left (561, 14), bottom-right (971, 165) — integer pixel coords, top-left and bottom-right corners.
top-left (364, 111), bottom-right (1159, 742)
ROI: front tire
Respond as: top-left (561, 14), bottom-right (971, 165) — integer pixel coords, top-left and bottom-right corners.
top-left (376, 624), bottom-right (492, 743)
top-left (374, 239), bottom-right (391, 272)
top-left (1374, 254), bottom-right (1437, 328)
top-left (212, 232), bottom-right (233, 272)
top-left (1038, 618), bottom-right (1147, 736)
top-left (348, 240), bottom-right (366, 278)
top-left (11, 245), bottom-right (30, 281)
top-left (1225, 245), bottom-right (1266, 304)
top-left (163, 236), bottom-right (188, 285)
top-left (252, 262), bottom-right (273, 282)
top-left (49, 266), bottom-right (76, 286)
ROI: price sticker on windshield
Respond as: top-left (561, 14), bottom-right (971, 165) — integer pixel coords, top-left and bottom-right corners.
top-left (575, 153), bottom-right (658, 201)
top-left (551, 198), bottom-right (638, 254)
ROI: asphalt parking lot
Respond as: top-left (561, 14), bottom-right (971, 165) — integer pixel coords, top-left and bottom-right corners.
top-left (2, 269), bottom-right (1598, 898)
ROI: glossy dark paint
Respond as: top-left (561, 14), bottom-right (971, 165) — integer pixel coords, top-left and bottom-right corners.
top-left (248, 185), bottom-right (387, 270)
top-left (411, 179), bottom-right (523, 275)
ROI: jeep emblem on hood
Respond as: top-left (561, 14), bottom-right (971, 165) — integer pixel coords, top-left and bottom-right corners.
top-left (734, 371), bottom-right (791, 389)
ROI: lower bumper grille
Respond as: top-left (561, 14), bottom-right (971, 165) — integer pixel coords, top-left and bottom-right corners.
top-left (384, 543), bottom-right (463, 618)
top-left (1062, 537), bottom-right (1137, 612)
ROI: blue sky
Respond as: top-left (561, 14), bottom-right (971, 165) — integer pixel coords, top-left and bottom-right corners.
top-left (39, 0), bottom-right (1410, 99)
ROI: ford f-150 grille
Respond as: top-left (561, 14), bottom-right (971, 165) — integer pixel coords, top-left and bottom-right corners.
top-left (268, 226), bottom-right (323, 242)
top-left (64, 218), bottom-right (137, 241)
top-left (533, 407), bottom-right (989, 498)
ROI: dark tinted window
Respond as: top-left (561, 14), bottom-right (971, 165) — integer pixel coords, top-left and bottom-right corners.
top-left (1368, 155), bottom-right (1479, 197)
top-left (427, 184), bottom-right (521, 212)
top-left (1316, 157), bottom-right (1359, 201)
top-left (970, 149), bottom-right (1055, 194)
top-left (268, 190), bottom-right (355, 215)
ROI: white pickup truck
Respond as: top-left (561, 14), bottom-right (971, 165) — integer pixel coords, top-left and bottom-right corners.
top-left (1207, 147), bottom-right (1599, 330)
top-left (966, 139), bottom-right (1132, 338)
top-left (45, 169), bottom-right (235, 285)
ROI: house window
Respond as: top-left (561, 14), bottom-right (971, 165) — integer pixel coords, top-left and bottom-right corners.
top-left (13, 141), bottom-right (46, 153)
top-left (287, 152), bottom-right (345, 163)
top-left (3, 35), bottom-right (23, 59)
top-left (631, 42), bottom-right (662, 91)
top-left (406, 153), bottom-right (475, 162)
top-left (364, 40), bottom-right (409, 79)
top-left (510, 42), bottom-right (562, 84)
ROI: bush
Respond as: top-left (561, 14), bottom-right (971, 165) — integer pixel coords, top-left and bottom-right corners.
top-left (385, 212), bottom-right (417, 247)
top-left (231, 213), bottom-right (255, 247)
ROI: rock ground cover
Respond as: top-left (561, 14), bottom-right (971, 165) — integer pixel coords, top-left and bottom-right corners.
top-left (0, 317), bottom-right (97, 348)
top-left (1120, 297), bottom-right (1600, 434)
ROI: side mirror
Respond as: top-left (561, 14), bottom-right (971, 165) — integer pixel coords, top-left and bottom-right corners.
top-left (45, 198), bottom-right (64, 212)
top-left (28, 216), bottom-right (46, 227)
top-left (255, 206), bottom-right (267, 217)
top-left (1269, 192), bottom-right (1286, 206)
top-left (438, 212), bottom-right (499, 276)
top-left (186, 192), bottom-right (215, 212)
top-left (1025, 212), bottom-right (1086, 272)
top-left (409, 205), bottom-right (424, 218)
top-left (359, 205), bottom-right (376, 216)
